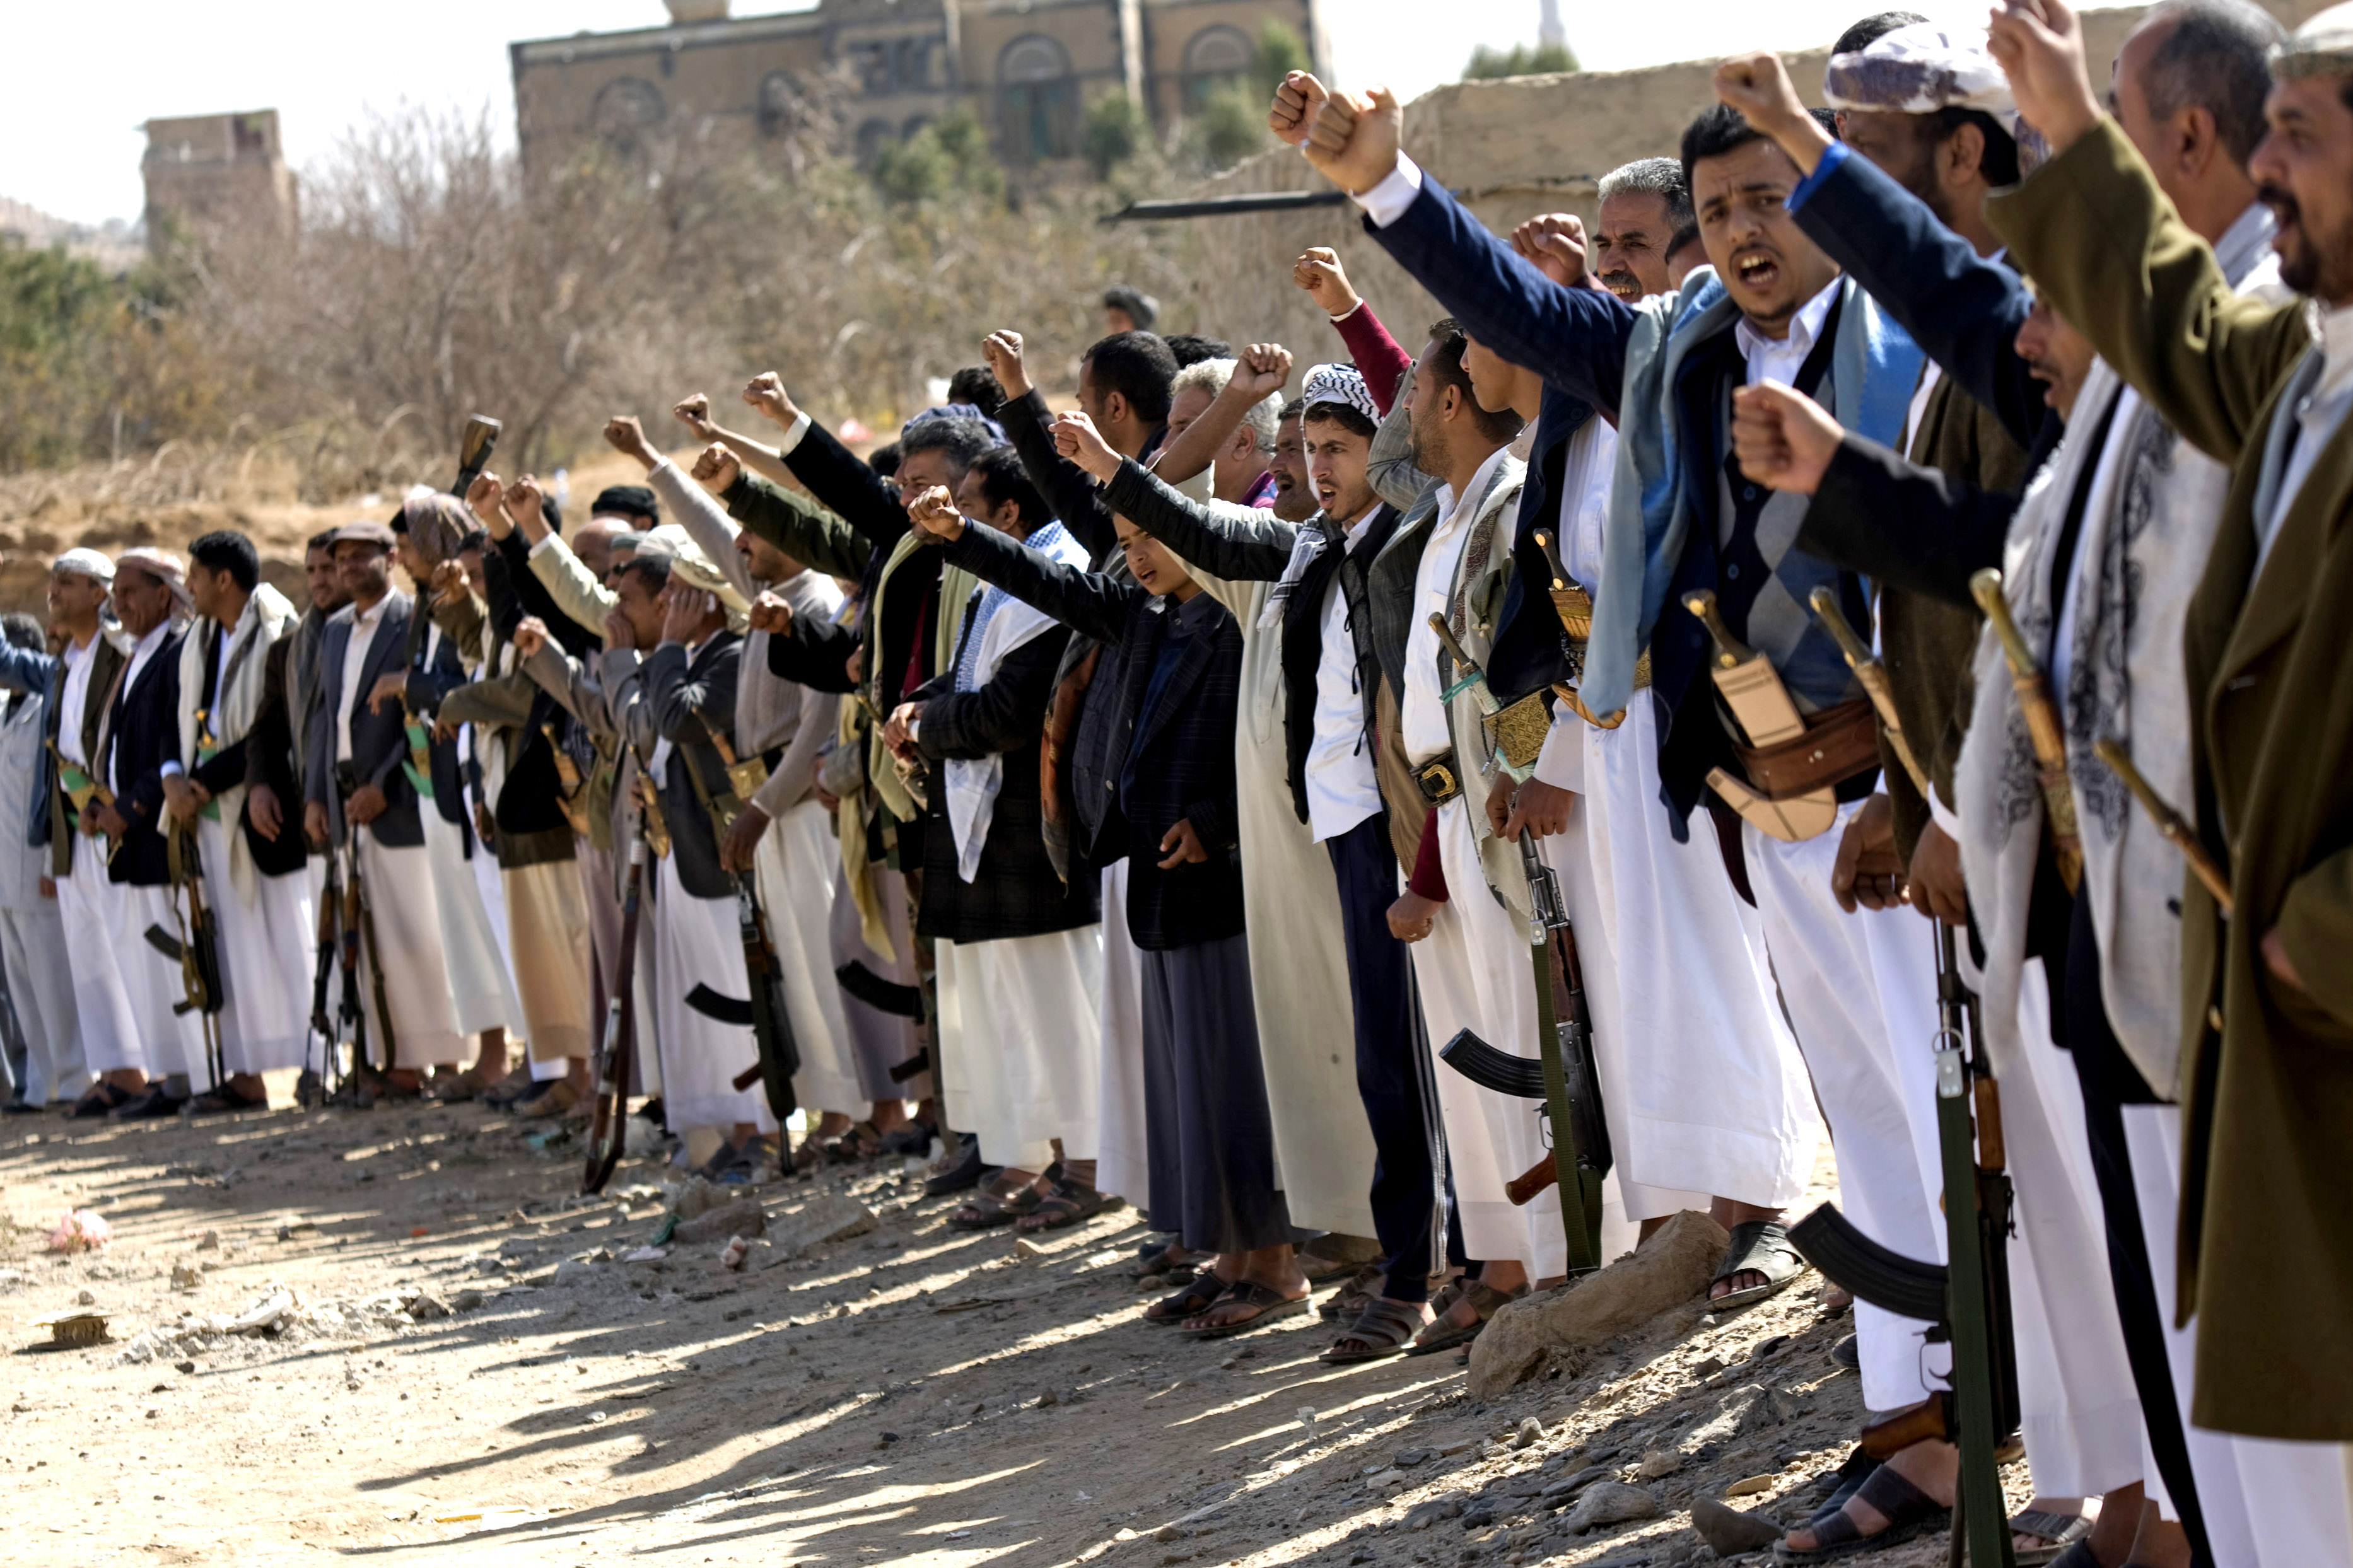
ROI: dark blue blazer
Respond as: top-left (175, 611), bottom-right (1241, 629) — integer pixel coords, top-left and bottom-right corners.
top-left (1786, 146), bottom-right (2052, 453)
top-left (1365, 178), bottom-right (1816, 824)
top-left (303, 592), bottom-right (460, 849)
top-left (1487, 384), bottom-right (1596, 705)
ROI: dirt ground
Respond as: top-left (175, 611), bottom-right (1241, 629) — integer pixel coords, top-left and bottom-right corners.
top-left (0, 1083), bottom-right (2029, 1568)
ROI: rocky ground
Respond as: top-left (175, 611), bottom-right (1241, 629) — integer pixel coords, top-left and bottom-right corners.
top-left (0, 1088), bottom-right (2029, 1567)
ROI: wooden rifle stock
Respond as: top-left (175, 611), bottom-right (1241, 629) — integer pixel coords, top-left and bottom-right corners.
top-left (1971, 569), bottom-right (2081, 890)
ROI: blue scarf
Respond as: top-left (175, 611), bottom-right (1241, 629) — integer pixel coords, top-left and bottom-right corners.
top-left (1579, 269), bottom-right (1924, 719)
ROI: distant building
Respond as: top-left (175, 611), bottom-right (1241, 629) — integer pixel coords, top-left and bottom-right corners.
top-left (510, 0), bottom-right (1325, 177)
top-left (139, 110), bottom-right (298, 252)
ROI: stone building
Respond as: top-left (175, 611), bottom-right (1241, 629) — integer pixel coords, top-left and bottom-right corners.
top-left (139, 110), bottom-right (298, 252)
top-left (509, 0), bottom-right (1326, 176)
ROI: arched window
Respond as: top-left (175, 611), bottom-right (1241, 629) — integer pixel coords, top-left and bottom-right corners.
top-left (1183, 25), bottom-right (1254, 108)
top-left (901, 114), bottom-right (933, 142)
top-left (998, 34), bottom-right (1077, 163)
top-left (591, 77), bottom-right (667, 149)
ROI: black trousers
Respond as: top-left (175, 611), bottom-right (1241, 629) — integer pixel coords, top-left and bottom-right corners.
top-left (1326, 813), bottom-right (1442, 1303)
top-left (2028, 859), bottom-right (2213, 1565)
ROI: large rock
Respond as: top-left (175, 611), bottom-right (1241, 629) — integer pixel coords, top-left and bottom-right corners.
top-left (1561, 1482), bottom-right (1663, 1534)
top-left (767, 1194), bottom-right (879, 1258)
top-left (1466, 1209), bottom-right (1727, 1399)
top-left (672, 1199), bottom-right (768, 1246)
top-left (1690, 1498), bottom-right (1785, 1556)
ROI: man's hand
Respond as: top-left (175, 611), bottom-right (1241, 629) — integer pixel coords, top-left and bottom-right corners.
top-left (1387, 888), bottom-right (1439, 943)
top-left (659, 584), bottom-right (711, 646)
top-left (162, 773), bottom-right (201, 823)
top-left (673, 393), bottom-right (721, 441)
top-left (38, 874), bottom-right (54, 900)
top-left (2261, 926), bottom-right (2308, 996)
top-left (1052, 410), bottom-right (1123, 484)
top-left (690, 441), bottom-right (740, 495)
top-left (366, 672), bottom-right (409, 715)
top-left (303, 799), bottom-right (329, 849)
top-left (1831, 794), bottom-right (1909, 913)
top-left (465, 470), bottom-right (511, 537)
top-left (1501, 777), bottom-right (1575, 839)
top-left (810, 757), bottom-right (839, 814)
top-left (1988, 0), bottom-right (2102, 156)
top-left (346, 783), bottom-right (388, 827)
top-left (906, 484), bottom-right (967, 542)
top-left (1510, 214), bottom-right (1593, 290)
top-left (845, 644), bottom-right (865, 686)
top-left (981, 331), bottom-right (1032, 400)
top-left (1292, 247), bottom-right (1362, 317)
top-left (604, 606), bottom-right (638, 653)
top-left (882, 702), bottom-right (923, 761)
top-left (1906, 820), bottom-right (1969, 926)
top-left (429, 558), bottom-right (468, 608)
top-left (1157, 818), bottom-right (1208, 869)
top-left (1267, 70), bottom-right (1331, 148)
top-left (85, 800), bottom-right (125, 839)
top-left (505, 475), bottom-right (551, 543)
top-left (1302, 84), bottom-right (1404, 197)
top-left (604, 415), bottom-right (658, 472)
top-left (1732, 381), bottom-right (1843, 496)
top-left (743, 371), bottom-right (801, 429)
top-left (721, 800), bottom-right (771, 873)
top-left (248, 782), bottom-right (283, 842)
top-left (747, 592), bottom-right (794, 637)
top-left (1231, 343), bottom-right (1293, 400)
top-left (1712, 51), bottom-right (1833, 173)
top-left (511, 616), bottom-right (550, 659)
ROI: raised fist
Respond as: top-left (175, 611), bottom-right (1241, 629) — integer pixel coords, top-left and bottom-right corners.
top-left (690, 442), bottom-right (740, 495)
top-left (1730, 381), bottom-right (1842, 496)
top-left (602, 415), bottom-right (657, 470)
top-left (743, 372), bottom-right (800, 427)
top-left (673, 393), bottom-right (720, 440)
top-left (1231, 344), bottom-right (1293, 400)
top-left (982, 331), bottom-right (1031, 400)
top-left (1292, 248), bottom-right (1361, 318)
top-left (1051, 410), bottom-right (1121, 485)
top-left (511, 616), bottom-right (550, 658)
top-left (905, 485), bottom-right (966, 542)
top-left (1302, 84), bottom-right (1403, 197)
top-left (1511, 213), bottom-right (1591, 291)
top-left (1267, 71), bottom-right (1331, 148)
top-left (747, 591), bottom-right (794, 637)
top-left (1987, 0), bottom-right (2102, 155)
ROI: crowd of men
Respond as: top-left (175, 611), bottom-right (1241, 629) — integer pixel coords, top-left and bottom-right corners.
top-left (1, 0), bottom-right (2349, 1559)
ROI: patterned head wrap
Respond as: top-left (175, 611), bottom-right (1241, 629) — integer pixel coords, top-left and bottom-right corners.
top-left (1300, 363), bottom-right (1377, 426)
top-left (1823, 23), bottom-right (2047, 165)
top-left (2277, 0), bottom-right (2353, 78)
top-left (643, 524), bottom-right (750, 629)
top-left (112, 547), bottom-right (192, 608)
top-left (51, 547), bottom-right (115, 584)
top-left (903, 403), bottom-right (1007, 444)
top-left (397, 489), bottom-right (473, 569)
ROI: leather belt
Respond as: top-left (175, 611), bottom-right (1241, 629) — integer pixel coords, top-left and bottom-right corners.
top-left (1413, 753), bottom-right (1464, 806)
top-left (1727, 699), bottom-right (1882, 799)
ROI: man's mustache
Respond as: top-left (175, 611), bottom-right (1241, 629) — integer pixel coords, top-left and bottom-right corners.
top-left (2259, 182), bottom-right (2301, 223)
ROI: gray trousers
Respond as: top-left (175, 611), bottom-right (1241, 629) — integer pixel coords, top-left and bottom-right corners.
top-left (1139, 932), bottom-right (1293, 1255)
top-left (0, 902), bottom-right (88, 1103)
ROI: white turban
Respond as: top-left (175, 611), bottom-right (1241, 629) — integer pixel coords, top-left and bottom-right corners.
top-left (112, 547), bottom-right (193, 608)
top-left (51, 547), bottom-right (115, 584)
top-left (2277, 0), bottom-right (2353, 78)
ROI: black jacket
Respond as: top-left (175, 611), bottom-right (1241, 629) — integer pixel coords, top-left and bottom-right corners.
top-left (942, 523), bottom-right (1242, 949)
top-left (102, 627), bottom-right (186, 887)
top-left (1103, 458), bottom-right (1401, 830)
top-left (206, 630), bottom-right (307, 879)
top-left (909, 588), bottom-right (1095, 943)
top-left (303, 593), bottom-right (462, 849)
top-left (637, 634), bottom-right (743, 902)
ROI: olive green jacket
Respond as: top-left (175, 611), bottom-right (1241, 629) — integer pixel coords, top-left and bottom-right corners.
top-left (1990, 118), bottom-right (2344, 1439)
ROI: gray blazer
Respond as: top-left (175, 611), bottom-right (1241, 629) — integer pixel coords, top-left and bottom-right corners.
top-left (302, 591), bottom-right (448, 848)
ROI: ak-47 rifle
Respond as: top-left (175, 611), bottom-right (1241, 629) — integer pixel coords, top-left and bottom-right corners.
top-left (1424, 613), bottom-right (1609, 1274)
top-left (303, 846), bottom-right (341, 1107)
top-left (147, 819), bottom-right (226, 1093)
top-left (1790, 921), bottom-right (2019, 1568)
top-left (1972, 568), bottom-right (2081, 891)
top-left (673, 714), bottom-right (801, 1123)
top-left (333, 760), bottom-right (398, 1076)
top-left (581, 831), bottom-right (649, 1195)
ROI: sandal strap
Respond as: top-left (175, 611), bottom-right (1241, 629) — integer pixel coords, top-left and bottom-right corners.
top-left (1147, 1273), bottom-right (1232, 1320)
top-left (2009, 1509), bottom-right (2089, 1543)
top-left (1459, 1280), bottom-right (1525, 1318)
top-left (1208, 1281), bottom-right (1297, 1313)
top-left (1335, 1295), bottom-right (1424, 1349)
top-left (1715, 1217), bottom-right (1802, 1285)
top-left (1851, 1461), bottom-right (1942, 1521)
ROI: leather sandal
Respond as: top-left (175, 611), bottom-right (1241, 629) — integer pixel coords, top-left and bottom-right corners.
top-left (1712, 1217), bottom-right (1805, 1310)
top-left (2009, 1509), bottom-right (2093, 1568)
top-left (1773, 1462), bottom-right (1949, 1562)
top-left (1319, 1296), bottom-right (1429, 1364)
top-left (1182, 1281), bottom-right (1309, 1339)
top-left (1405, 1279), bottom-right (1525, 1356)
top-left (1144, 1272), bottom-right (1233, 1326)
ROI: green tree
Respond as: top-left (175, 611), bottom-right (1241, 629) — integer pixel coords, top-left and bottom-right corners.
top-left (1463, 41), bottom-right (1579, 79)
top-left (1194, 83), bottom-right (1270, 170)
top-left (1082, 91), bottom-right (1147, 180)
top-left (871, 107), bottom-right (1003, 204)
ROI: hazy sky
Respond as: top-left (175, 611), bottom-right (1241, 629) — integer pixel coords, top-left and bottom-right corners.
top-left (6, 0), bottom-right (1966, 228)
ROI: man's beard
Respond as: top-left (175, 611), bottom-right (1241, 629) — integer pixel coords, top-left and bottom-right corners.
top-left (2263, 183), bottom-right (2323, 294)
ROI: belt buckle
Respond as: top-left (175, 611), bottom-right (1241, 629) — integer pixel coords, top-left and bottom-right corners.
top-left (1415, 757), bottom-right (1461, 805)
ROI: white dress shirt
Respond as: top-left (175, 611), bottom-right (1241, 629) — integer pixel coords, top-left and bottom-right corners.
top-left (1401, 445), bottom-right (1511, 765)
top-left (55, 632), bottom-right (99, 769)
top-left (337, 597), bottom-right (389, 765)
top-left (110, 620), bottom-right (173, 795)
top-left (1304, 507), bottom-right (1387, 843)
top-left (1735, 277), bottom-right (1842, 391)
